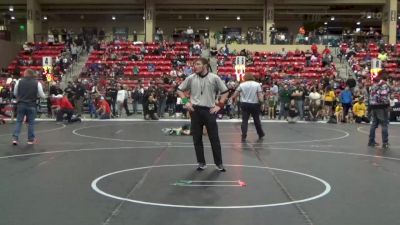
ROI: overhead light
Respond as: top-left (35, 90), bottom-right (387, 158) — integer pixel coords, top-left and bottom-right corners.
top-left (112, 16), bottom-right (116, 20)
top-left (43, 16), bottom-right (47, 20)
top-left (398, 16), bottom-right (400, 20)
top-left (330, 16), bottom-right (335, 21)
top-left (9, 6), bottom-right (14, 12)
top-left (205, 15), bottom-right (209, 20)
top-left (142, 16), bottom-right (145, 20)
top-left (367, 14), bottom-right (371, 19)
top-left (237, 16), bottom-right (241, 20)
top-left (356, 21), bottom-right (361, 25)
top-left (11, 16), bottom-right (15, 20)
top-left (324, 22), bottom-right (328, 25)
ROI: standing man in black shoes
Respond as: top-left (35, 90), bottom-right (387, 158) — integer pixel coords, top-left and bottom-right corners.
top-left (231, 73), bottom-right (265, 142)
top-left (12, 69), bottom-right (46, 145)
top-left (368, 73), bottom-right (391, 150)
top-left (177, 58), bottom-right (229, 172)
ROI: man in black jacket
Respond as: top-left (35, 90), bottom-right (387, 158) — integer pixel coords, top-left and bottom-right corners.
top-left (105, 83), bottom-right (118, 116)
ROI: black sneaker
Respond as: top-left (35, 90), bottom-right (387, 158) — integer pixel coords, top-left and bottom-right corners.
top-left (368, 142), bottom-right (379, 147)
top-left (196, 163), bottom-right (207, 171)
top-left (382, 143), bottom-right (390, 151)
top-left (216, 165), bottom-right (226, 172)
top-left (258, 134), bottom-right (265, 140)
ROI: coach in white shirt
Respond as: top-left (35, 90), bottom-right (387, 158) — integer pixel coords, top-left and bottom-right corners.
top-left (232, 73), bottom-right (265, 142)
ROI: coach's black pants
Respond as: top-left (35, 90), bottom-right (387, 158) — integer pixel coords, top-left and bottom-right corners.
top-left (241, 102), bottom-right (265, 139)
top-left (191, 106), bottom-right (223, 166)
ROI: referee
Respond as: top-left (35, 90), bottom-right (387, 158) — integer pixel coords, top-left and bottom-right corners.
top-left (232, 73), bottom-right (265, 142)
top-left (177, 58), bottom-right (229, 172)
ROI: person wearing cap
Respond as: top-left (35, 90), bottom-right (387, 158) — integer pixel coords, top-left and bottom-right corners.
top-left (231, 73), bottom-right (265, 141)
top-left (368, 73), bottom-right (391, 149)
top-left (353, 97), bottom-right (370, 124)
top-left (177, 58), bottom-right (229, 172)
top-left (12, 69), bottom-right (46, 145)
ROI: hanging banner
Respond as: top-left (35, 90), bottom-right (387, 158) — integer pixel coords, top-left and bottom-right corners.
top-left (42, 56), bottom-right (52, 67)
top-left (370, 58), bottom-right (382, 81)
top-left (43, 56), bottom-right (53, 82)
top-left (235, 56), bottom-right (246, 82)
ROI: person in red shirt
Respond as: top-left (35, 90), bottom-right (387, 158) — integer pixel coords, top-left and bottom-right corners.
top-left (97, 96), bottom-right (111, 119)
top-left (50, 95), bottom-right (62, 121)
top-left (322, 46), bottom-right (331, 55)
top-left (57, 95), bottom-right (81, 123)
top-left (311, 43), bottom-right (318, 55)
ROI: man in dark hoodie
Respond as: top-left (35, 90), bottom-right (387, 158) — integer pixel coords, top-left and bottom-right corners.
top-left (368, 73), bottom-right (391, 150)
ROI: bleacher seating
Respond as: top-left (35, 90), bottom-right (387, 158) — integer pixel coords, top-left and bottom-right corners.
top-left (348, 42), bottom-right (400, 80)
top-left (7, 42), bottom-right (66, 76)
top-left (84, 41), bottom-right (200, 89)
top-left (216, 50), bottom-right (334, 81)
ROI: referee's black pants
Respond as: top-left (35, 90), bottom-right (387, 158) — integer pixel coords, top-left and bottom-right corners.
top-left (191, 106), bottom-right (223, 166)
top-left (241, 102), bottom-right (265, 139)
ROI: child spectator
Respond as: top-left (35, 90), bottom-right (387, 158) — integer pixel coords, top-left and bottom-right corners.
top-left (353, 97), bottom-right (370, 123)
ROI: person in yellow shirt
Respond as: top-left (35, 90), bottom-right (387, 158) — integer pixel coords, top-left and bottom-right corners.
top-left (323, 86), bottom-right (335, 119)
top-left (335, 102), bottom-right (343, 123)
top-left (353, 97), bottom-right (370, 123)
top-left (377, 51), bottom-right (388, 62)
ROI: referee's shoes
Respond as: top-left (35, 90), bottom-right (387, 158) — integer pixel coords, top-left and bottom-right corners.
top-left (196, 163), bottom-right (226, 172)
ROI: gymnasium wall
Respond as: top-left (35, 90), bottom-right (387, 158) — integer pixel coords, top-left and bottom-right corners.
top-left (8, 18), bottom-right (304, 44)
top-left (0, 40), bottom-right (21, 69)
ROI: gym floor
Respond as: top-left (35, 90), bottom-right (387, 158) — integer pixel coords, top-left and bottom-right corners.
top-left (0, 120), bottom-right (399, 225)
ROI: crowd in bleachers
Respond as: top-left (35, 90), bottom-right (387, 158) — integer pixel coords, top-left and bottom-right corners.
top-left (6, 42), bottom-right (72, 81)
top-left (3, 34), bottom-right (400, 124)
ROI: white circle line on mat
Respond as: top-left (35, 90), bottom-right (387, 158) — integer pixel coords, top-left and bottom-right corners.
top-left (72, 124), bottom-right (350, 145)
top-left (357, 126), bottom-right (400, 138)
top-left (1, 146), bottom-right (399, 162)
top-left (0, 123), bottom-right (66, 137)
top-left (91, 164), bottom-right (332, 209)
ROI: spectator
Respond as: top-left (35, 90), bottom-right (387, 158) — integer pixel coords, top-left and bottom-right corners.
top-left (346, 75), bottom-right (357, 91)
top-left (131, 86), bottom-right (143, 115)
top-left (291, 84), bottom-right (304, 120)
top-left (305, 50), bottom-right (312, 67)
top-left (335, 102), bottom-right (344, 124)
top-left (278, 84), bottom-right (291, 120)
top-left (368, 73), bottom-right (391, 149)
top-left (116, 85), bottom-right (131, 117)
top-left (12, 69), bottom-right (46, 145)
top-left (56, 94), bottom-right (82, 123)
top-left (145, 91), bottom-right (159, 120)
top-left (105, 83), bottom-right (118, 116)
top-left (73, 80), bottom-right (86, 117)
top-left (97, 96), bottom-right (111, 119)
top-left (323, 86), bottom-right (335, 119)
top-left (353, 97), bottom-right (370, 123)
top-left (340, 86), bottom-right (353, 122)
top-left (287, 99), bottom-right (299, 123)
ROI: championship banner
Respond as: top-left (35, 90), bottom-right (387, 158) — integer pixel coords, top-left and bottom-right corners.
top-left (235, 56), bottom-right (246, 81)
top-left (43, 56), bottom-right (53, 82)
top-left (42, 56), bottom-right (52, 67)
top-left (370, 58), bottom-right (382, 81)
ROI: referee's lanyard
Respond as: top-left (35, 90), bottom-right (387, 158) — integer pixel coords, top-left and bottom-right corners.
top-left (197, 72), bottom-right (209, 95)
